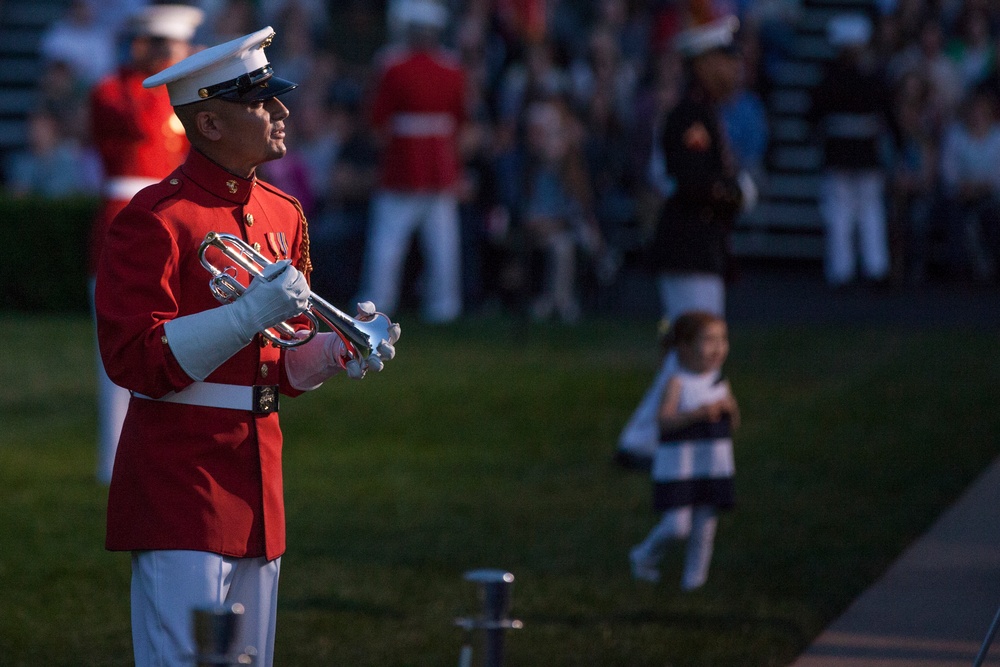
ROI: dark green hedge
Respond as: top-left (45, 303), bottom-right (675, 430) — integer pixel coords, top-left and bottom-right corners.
top-left (0, 195), bottom-right (98, 313)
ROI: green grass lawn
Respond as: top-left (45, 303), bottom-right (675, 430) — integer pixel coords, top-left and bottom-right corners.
top-left (1, 313), bottom-right (998, 666)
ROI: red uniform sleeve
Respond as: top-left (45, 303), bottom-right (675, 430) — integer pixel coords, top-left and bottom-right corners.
top-left (95, 203), bottom-right (194, 398)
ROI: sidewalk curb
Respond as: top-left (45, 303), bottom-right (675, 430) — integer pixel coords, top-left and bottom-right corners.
top-left (790, 455), bottom-right (1000, 667)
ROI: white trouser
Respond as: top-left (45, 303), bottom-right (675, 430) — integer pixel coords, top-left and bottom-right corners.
top-left (819, 170), bottom-right (890, 286)
top-left (655, 273), bottom-right (725, 323)
top-left (358, 190), bottom-right (461, 323)
top-left (89, 277), bottom-right (129, 484)
top-left (631, 505), bottom-right (718, 590)
top-left (131, 550), bottom-right (280, 667)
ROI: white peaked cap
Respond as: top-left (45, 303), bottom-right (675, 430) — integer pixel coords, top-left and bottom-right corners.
top-left (397, 0), bottom-right (448, 28)
top-left (827, 13), bottom-right (873, 47)
top-left (143, 26), bottom-right (297, 106)
top-left (674, 15), bottom-right (740, 58)
top-left (130, 4), bottom-right (204, 42)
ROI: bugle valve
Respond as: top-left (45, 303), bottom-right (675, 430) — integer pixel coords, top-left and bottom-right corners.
top-left (198, 231), bottom-right (394, 359)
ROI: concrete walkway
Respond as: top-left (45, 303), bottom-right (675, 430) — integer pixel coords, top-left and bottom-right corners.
top-left (790, 455), bottom-right (1000, 667)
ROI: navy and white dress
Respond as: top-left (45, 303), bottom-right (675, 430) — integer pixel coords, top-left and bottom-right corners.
top-left (652, 368), bottom-right (735, 512)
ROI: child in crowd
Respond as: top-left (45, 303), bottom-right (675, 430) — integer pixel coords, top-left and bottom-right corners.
top-left (629, 311), bottom-right (739, 591)
top-left (520, 98), bottom-right (605, 323)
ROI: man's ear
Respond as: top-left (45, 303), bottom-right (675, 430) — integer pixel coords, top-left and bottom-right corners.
top-left (194, 110), bottom-right (223, 142)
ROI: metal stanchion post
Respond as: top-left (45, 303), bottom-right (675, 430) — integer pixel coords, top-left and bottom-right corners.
top-left (454, 569), bottom-right (523, 667)
top-left (192, 603), bottom-right (257, 666)
top-left (974, 604), bottom-right (1000, 667)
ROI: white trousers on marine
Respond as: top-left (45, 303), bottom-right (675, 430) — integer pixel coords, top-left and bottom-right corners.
top-left (358, 190), bottom-right (461, 323)
top-left (819, 170), bottom-right (889, 286)
top-left (631, 505), bottom-right (718, 590)
top-left (131, 550), bottom-right (280, 667)
top-left (89, 277), bottom-right (129, 485)
top-left (655, 272), bottom-right (725, 323)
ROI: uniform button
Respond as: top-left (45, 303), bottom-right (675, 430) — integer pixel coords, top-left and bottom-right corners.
top-left (253, 242), bottom-right (261, 252)
top-left (260, 363), bottom-right (269, 377)
top-left (245, 213), bottom-right (254, 226)
top-left (161, 335), bottom-right (168, 344)
top-left (169, 179), bottom-right (179, 185)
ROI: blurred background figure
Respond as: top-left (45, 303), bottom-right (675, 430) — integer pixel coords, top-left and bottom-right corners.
top-left (885, 69), bottom-right (940, 285)
top-left (39, 0), bottom-right (117, 87)
top-left (943, 5), bottom-right (995, 96)
top-left (719, 28), bottom-right (769, 194)
top-left (519, 97), bottom-right (605, 323)
top-left (646, 11), bottom-right (751, 323)
top-left (886, 15), bottom-right (962, 126)
top-left (35, 56), bottom-right (94, 150)
top-left (356, 0), bottom-right (467, 323)
top-left (305, 79), bottom-right (378, 305)
top-left (810, 12), bottom-right (891, 289)
top-left (88, 3), bottom-right (204, 484)
top-left (198, 0), bottom-right (258, 45)
top-left (939, 88), bottom-right (1000, 283)
top-left (4, 109), bottom-right (98, 198)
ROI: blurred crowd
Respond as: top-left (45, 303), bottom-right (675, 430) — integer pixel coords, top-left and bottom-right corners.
top-left (875, 0), bottom-right (1000, 286)
top-left (3, 0), bottom-right (776, 321)
top-left (8, 0), bottom-right (1000, 320)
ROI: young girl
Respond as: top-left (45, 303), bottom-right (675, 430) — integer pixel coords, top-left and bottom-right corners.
top-left (629, 311), bottom-right (739, 590)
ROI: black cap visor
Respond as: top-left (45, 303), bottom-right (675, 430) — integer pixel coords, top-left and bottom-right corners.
top-left (199, 64), bottom-right (298, 104)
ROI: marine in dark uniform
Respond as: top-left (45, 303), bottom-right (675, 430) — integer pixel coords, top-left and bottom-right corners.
top-left (647, 15), bottom-right (751, 321)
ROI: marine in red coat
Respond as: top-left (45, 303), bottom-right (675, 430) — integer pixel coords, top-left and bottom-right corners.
top-left (369, 42), bottom-right (466, 192)
top-left (89, 4), bottom-right (204, 277)
top-left (95, 27), bottom-right (399, 667)
top-left (100, 147), bottom-right (308, 560)
top-left (357, 0), bottom-right (467, 322)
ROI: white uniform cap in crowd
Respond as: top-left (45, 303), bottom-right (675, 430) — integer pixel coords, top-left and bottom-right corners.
top-left (674, 15), bottom-right (741, 58)
top-left (143, 26), bottom-right (297, 106)
top-left (397, 0), bottom-right (448, 29)
top-left (129, 4), bottom-right (204, 42)
top-left (827, 13), bottom-right (873, 47)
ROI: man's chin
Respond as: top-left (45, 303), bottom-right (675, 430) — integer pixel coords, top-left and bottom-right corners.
top-left (264, 145), bottom-right (287, 162)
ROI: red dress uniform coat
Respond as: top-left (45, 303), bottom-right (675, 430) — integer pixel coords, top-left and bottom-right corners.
top-left (96, 149), bottom-right (310, 561)
top-left (369, 46), bottom-right (466, 192)
top-left (89, 67), bottom-right (190, 275)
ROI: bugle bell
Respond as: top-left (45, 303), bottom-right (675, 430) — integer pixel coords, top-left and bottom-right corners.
top-left (198, 231), bottom-right (394, 359)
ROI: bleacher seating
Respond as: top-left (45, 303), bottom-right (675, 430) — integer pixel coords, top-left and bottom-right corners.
top-left (0, 0), bottom-right (70, 161)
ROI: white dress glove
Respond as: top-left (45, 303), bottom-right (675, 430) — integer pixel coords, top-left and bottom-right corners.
top-left (164, 260), bottom-right (310, 381)
top-left (343, 301), bottom-right (400, 379)
top-left (284, 301), bottom-right (401, 388)
top-left (229, 260), bottom-right (310, 339)
top-left (284, 331), bottom-right (348, 390)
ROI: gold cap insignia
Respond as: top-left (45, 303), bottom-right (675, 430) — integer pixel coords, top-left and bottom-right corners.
top-left (261, 32), bottom-right (274, 48)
